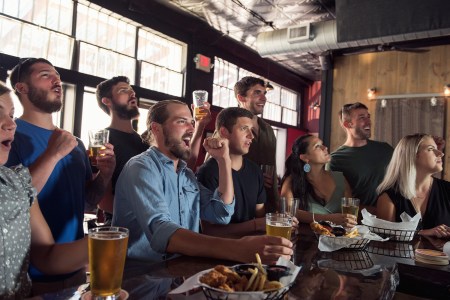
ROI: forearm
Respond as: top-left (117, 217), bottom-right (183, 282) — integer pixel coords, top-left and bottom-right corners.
top-left (31, 237), bottom-right (88, 275)
top-left (187, 123), bottom-right (206, 170)
top-left (86, 171), bottom-right (112, 211)
top-left (167, 228), bottom-right (242, 262)
top-left (216, 157), bottom-right (233, 204)
top-left (201, 218), bottom-right (266, 238)
top-left (297, 210), bottom-right (333, 224)
top-left (28, 152), bottom-right (60, 193)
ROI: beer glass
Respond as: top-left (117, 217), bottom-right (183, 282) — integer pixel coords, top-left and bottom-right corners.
top-left (260, 164), bottom-right (275, 177)
top-left (88, 129), bottom-right (109, 166)
top-left (266, 213), bottom-right (292, 239)
top-left (192, 90), bottom-right (208, 121)
top-left (341, 198), bottom-right (360, 218)
top-left (88, 227), bottom-right (129, 299)
top-left (279, 197), bottom-right (299, 217)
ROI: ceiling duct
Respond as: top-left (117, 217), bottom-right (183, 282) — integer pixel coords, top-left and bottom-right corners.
top-left (256, 20), bottom-right (450, 57)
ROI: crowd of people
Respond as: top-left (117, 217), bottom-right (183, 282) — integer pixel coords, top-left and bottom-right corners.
top-left (1, 57), bottom-right (450, 298)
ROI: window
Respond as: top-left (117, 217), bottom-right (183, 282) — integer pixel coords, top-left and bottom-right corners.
top-left (1, 0), bottom-right (73, 35)
top-left (78, 42), bottom-right (136, 83)
top-left (213, 57), bottom-right (300, 126)
top-left (0, 15), bottom-right (74, 68)
top-left (80, 87), bottom-right (111, 147)
top-left (138, 28), bottom-right (186, 96)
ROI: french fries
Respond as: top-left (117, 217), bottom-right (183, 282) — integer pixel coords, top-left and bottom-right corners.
top-left (345, 228), bottom-right (359, 238)
top-left (199, 254), bottom-right (284, 293)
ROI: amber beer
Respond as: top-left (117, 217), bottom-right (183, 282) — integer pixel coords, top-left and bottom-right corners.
top-left (342, 204), bottom-right (359, 217)
top-left (266, 213), bottom-right (292, 239)
top-left (88, 227), bottom-right (129, 299)
top-left (194, 106), bottom-right (208, 121)
top-left (192, 90), bottom-right (208, 121)
top-left (88, 129), bottom-right (109, 166)
top-left (341, 198), bottom-right (360, 218)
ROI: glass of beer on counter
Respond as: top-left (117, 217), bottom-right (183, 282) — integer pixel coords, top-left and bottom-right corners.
top-left (88, 226), bottom-right (129, 299)
top-left (266, 213), bottom-right (292, 239)
top-left (88, 129), bottom-right (109, 166)
top-left (341, 197), bottom-right (360, 217)
top-left (192, 90), bottom-right (208, 121)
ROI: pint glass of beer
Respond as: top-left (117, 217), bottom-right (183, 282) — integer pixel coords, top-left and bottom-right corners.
top-left (88, 227), bottom-right (129, 299)
top-left (192, 90), bottom-right (208, 121)
top-left (88, 129), bottom-right (109, 166)
top-left (266, 213), bottom-right (292, 239)
top-left (341, 198), bottom-right (360, 218)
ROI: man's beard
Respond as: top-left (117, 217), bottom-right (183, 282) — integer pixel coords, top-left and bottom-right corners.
top-left (355, 126), bottom-right (371, 140)
top-left (112, 102), bottom-right (140, 120)
top-left (163, 127), bottom-right (190, 161)
top-left (28, 86), bottom-right (62, 113)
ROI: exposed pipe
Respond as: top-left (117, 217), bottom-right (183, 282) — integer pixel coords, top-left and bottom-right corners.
top-left (256, 19), bottom-right (450, 57)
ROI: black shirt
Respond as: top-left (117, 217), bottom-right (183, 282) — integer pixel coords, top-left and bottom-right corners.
top-left (197, 157), bottom-right (266, 223)
top-left (107, 128), bottom-right (149, 193)
top-left (385, 178), bottom-right (450, 229)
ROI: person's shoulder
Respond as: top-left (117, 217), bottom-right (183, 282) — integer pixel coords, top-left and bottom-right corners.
top-left (434, 177), bottom-right (450, 189)
top-left (197, 157), bottom-right (219, 175)
top-left (368, 140), bottom-right (394, 150)
top-left (244, 157), bottom-right (260, 169)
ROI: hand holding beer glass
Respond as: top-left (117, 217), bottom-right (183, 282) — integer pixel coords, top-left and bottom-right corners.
top-left (192, 90), bottom-right (208, 121)
top-left (341, 198), bottom-right (360, 227)
top-left (88, 129), bottom-right (109, 166)
top-left (88, 227), bottom-right (129, 299)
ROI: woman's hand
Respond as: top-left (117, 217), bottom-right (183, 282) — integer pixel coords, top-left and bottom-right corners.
top-left (328, 213), bottom-right (357, 229)
top-left (419, 224), bottom-right (450, 238)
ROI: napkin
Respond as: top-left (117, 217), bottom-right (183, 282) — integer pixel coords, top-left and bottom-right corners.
top-left (360, 208), bottom-right (420, 230)
top-left (168, 257), bottom-right (301, 298)
top-left (318, 225), bottom-right (388, 252)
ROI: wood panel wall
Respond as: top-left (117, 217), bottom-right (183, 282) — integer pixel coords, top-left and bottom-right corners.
top-left (330, 44), bottom-right (450, 180)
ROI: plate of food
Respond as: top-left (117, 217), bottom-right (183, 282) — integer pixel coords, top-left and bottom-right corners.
top-left (169, 254), bottom-right (300, 300)
top-left (311, 221), bottom-right (370, 251)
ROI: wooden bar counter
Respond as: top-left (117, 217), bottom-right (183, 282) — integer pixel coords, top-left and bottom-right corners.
top-left (41, 224), bottom-right (450, 299)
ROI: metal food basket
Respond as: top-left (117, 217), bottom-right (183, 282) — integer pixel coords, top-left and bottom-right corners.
top-left (344, 238), bottom-right (370, 250)
top-left (316, 234), bottom-right (370, 251)
top-left (318, 250), bottom-right (374, 270)
top-left (366, 240), bottom-right (415, 258)
top-left (201, 284), bottom-right (291, 300)
top-left (366, 226), bottom-right (416, 242)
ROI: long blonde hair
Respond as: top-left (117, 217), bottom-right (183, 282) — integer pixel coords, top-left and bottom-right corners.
top-left (376, 133), bottom-right (430, 199)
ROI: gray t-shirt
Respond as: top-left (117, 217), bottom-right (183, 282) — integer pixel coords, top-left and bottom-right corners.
top-left (0, 165), bottom-right (36, 299)
top-left (329, 140), bottom-right (393, 206)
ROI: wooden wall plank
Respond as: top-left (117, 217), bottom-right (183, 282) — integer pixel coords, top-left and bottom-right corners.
top-left (331, 44), bottom-right (450, 179)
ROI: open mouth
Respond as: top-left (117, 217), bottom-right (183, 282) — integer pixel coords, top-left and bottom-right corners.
top-left (128, 98), bottom-right (137, 105)
top-left (1, 139), bottom-right (13, 149)
top-left (182, 136), bottom-right (191, 147)
top-left (52, 86), bottom-right (62, 96)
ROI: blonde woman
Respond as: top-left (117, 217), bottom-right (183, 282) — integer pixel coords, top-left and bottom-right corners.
top-left (280, 134), bottom-right (355, 228)
top-left (377, 133), bottom-right (450, 238)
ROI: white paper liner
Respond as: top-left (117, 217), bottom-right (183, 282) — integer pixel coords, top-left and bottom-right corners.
top-left (318, 225), bottom-right (388, 252)
top-left (168, 257), bottom-right (301, 299)
top-left (360, 208), bottom-right (420, 230)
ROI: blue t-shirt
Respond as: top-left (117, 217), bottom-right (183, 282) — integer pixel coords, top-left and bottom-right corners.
top-left (6, 119), bottom-right (92, 281)
top-left (112, 146), bottom-right (234, 262)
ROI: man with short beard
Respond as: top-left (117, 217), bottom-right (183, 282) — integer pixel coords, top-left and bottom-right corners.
top-left (6, 58), bottom-right (115, 294)
top-left (96, 76), bottom-right (211, 223)
top-left (112, 100), bottom-right (293, 264)
top-left (96, 76), bottom-right (149, 223)
top-left (329, 102), bottom-right (393, 213)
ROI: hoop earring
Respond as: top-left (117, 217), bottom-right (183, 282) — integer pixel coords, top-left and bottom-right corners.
top-left (303, 163), bottom-right (311, 173)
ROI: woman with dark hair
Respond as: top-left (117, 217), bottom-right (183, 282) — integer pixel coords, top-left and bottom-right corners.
top-left (280, 134), bottom-right (356, 227)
